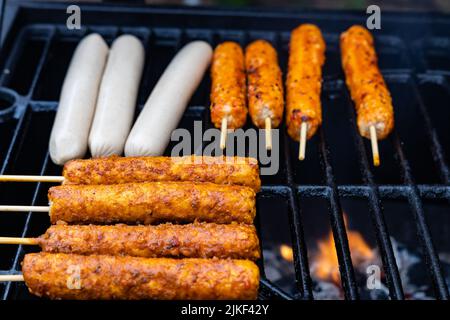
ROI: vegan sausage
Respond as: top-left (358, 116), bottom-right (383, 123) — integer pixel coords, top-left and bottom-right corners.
top-left (210, 42), bottom-right (247, 129)
top-left (22, 253), bottom-right (260, 300)
top-left (48, 181), bottom-right (256, 225)
top-left (37, 223), bottom-right (260, 260)
top-left (340, 25), bottom-right (394, 139)
top-left (245, 40), bottom-right (284, 129)
top-left (286, 24), bottom-right (326, 141)
top-left (62, 155), bottom-right (261, 191)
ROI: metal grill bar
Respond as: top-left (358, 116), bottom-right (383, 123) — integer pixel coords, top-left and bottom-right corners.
top-left (388, 74), bottom-right (449, 299)
top-left (25, 27), bottom-right (55, 99)
top-left (0, 110), bottom-right (29, 174)
top-left (410, 75), bottom-right (450, 184)
top-left (297, 185), bottom-right (450, 200)
top-left (317, 129), bottom-right (359, 300)
top-left (336, 185), bottom-right (450, 199)
top-left (392, 134), bottom-right (450, 299)
top-left (283, 134), bottom-right (314, 299)
top-left (259, 278), bottom-right (293, 300)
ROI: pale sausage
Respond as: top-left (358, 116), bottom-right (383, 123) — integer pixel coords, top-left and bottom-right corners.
top-left (88, 35), bottom-right (145, 157)
top-left (125, 41), bottom-right (212, 157)
top-left (49, 33), bottom-right (108, 165)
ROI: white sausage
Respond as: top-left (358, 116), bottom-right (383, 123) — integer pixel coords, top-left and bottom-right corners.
top-left (49, 33), bottom-right (109, 165)
top-left (124, 41), bottom-right (212, 157)
top-left (88, 35), bottom-right (145, 157)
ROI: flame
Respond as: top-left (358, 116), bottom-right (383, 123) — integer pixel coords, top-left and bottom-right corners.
top-left (313, 213), bottom-right (374, 284)
top-left (314, 232), bottom-right (340, 283)
top-left (280, 244), bottom-right (294, 262)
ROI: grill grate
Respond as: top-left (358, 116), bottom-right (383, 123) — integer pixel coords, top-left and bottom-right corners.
top-left (0, 2), bottom-right (449, 300)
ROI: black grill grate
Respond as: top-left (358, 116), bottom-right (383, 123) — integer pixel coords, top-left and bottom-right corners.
top-left (0, 2), bottom-right (449, 300)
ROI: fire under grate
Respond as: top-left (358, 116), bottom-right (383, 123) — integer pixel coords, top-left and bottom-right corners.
top-left (0, 2), bottom-right (449, 300)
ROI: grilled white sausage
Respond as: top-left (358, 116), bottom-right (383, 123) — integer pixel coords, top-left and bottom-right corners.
top-left (88, 35), bottom-right (145, 157)
top-left (125, 41), bottom-right (212, 157)
top-left (49, 33), bottom-right (108, 165)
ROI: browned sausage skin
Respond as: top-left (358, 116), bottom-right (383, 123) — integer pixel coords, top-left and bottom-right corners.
top-left (286, 24), bottom-right (326, 141)
top-left (245, 40), bottom-right (284, 128)
top-left (63, 155), bottom-right (261, 192)
top-left (210, 42), bottom-right (247, 129)
top-left (340, 25), bottom-right (394, 139)
top-left (48, 181), bottom-right (256, 225)
top-left (22, 253), bottom-right (260, 300)
top-left (38, 223), bottom-right (261, 260)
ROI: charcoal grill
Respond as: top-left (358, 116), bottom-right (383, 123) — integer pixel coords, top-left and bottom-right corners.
top-left (0, 1), bottom-right (449, 300)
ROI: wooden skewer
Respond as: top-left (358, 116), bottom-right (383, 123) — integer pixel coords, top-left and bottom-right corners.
top-left (0, 206), bottom-right (49, 212)
top-left (220, 117), bottom-right (227, 150)
top-left (369, 125), bottom-right (380, 167)
top-left (265, 117), bottom-right (272, 151)
top-left (0, 175), bottom-right (64, 183)
top-left (0, 237), bottom-right (37, 245)
top-left (298, 122), bottom-right (308, 161)
top-left (0, 274), bottom-right (24, 282)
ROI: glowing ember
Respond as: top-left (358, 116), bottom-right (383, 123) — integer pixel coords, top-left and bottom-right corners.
top-left (314, 232), bottom-right (340, 283)
top-left (280, 244), bottom-right (294, 262)
top-left (313, 213), bottom-right (374, 284)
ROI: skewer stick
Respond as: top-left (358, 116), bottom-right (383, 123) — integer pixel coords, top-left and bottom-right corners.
top-left (0, 206), bottom-right (50, 212)
top-left (0, 274), bottom-right (24, 282)
top-left (0, 237), bottom-right (37, 245)
top-left (0, 175), bottom-right (64, 183)
top-left (265, 117), bottom-right (272, 151)
top-left (369, 125), bottom-right (380, 167)
top-left (298, 122), bottom-right (308, 161)
top-left (220, 117), bottom-right (227, 150)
